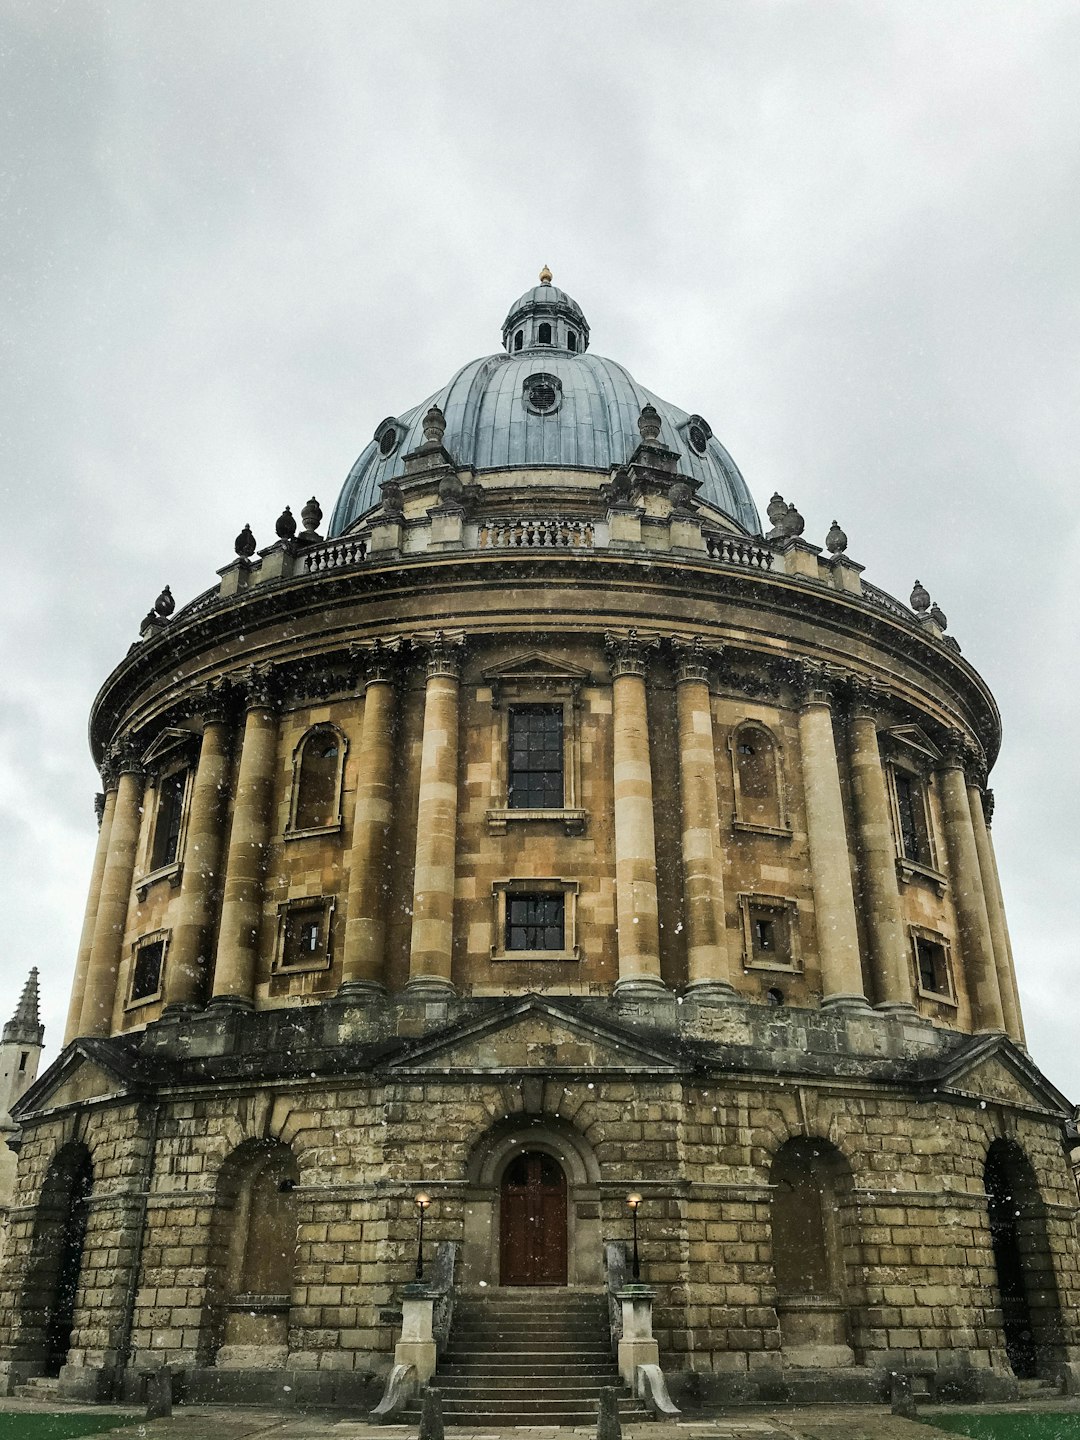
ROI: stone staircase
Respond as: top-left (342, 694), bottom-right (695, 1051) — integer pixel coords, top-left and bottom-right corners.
top-left (13, 1377), bottom-right (62, 1401)
top-left (408, 1287), bottom-right (644, 1426)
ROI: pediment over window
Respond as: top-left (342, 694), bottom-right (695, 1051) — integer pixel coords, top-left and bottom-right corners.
top-left (141, 726), bottom-right (199, 768)
top-left (385, 995), bottom-right (684, 1076)
top-left (882, 725), bottom-right (942, 765)
top-left (481, 652), bottom-right (592, 700)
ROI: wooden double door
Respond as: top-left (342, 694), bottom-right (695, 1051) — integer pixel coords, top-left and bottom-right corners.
top-left (499, 1150), bottom-right (568, 1286)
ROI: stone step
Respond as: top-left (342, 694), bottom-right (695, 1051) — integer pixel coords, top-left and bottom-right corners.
top-left (408, 1395), bottom-right (640, 1419)
top-left (434, 1378), bottom-right (621, 1396)
top-left (444, 1344), bottom-right (615, 1359)
top-left (439, 1361), bottom-right (617, 1376)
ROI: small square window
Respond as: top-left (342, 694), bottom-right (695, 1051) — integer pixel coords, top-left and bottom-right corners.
top-left (506, 893), bottom-right (565, 952)
top-left (275, 899), bottom-right (334, 974)
top-left (130, 938), bottom-right (166, 1004)
top-left (739, 894), bottom-right (800, 972)
top-left (912, 932), bottom-right (953, 1002)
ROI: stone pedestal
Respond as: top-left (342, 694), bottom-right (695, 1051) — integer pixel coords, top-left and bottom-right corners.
top-left (616, 1286), bottom-right (659, 1388)
top-left (395, 1285), bottom-right (438, 1385)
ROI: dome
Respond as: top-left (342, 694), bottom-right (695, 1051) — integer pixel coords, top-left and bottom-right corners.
top-left (329, 274), bottom-right (760, 537)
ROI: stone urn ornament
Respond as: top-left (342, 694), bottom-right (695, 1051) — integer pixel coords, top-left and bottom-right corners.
top-left (234, 523), bottom-right (256, 558)
top-left (275, 506), bottom-right (297, 541)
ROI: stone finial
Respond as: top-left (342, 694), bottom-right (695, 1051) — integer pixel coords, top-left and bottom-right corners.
top-left (910, 579), bottom-right (931, 614)
top-left (423, 405), bottom-right (447, 444)
top-left (301, 497), bottom-right (323, 535)
top-left (234, 523), bottom-right (256, 558)
top-left (438, 472), bottom-right (463, 505)
top-left (930, 602), bottom-right (948, 631)
top-left (380, 479), bottom-right (405, 516)
top-left (766, 493), bottom-right (788, 531)
top-left (783, 503), bottom-right (805, 538)
top-left (153, 585), bottom-right (175, 618)
top-left (669, 480), bottom-right (693, 512)
top-left (275, 506), bottom-right (297, 541)
top-left (637, 404), bottom-right (662, 443)
top-left (825, 520), bottom-right (847, 555)
top-left (3, 968), bottom-right (43, 1046)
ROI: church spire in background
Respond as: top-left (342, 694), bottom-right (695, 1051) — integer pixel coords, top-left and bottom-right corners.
top-left (3, 968), bottom-right (43, 1047)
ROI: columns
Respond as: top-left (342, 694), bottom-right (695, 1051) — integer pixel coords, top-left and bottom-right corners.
top-left (79, 748), bottom-right (145, 1038)
top-left (210, 670), bottom-right (279, 1008)
top-left (968, 781), bottom-right (1023, 1043)
top-left (795, 667), bottom-right (869, 1011)
top-left (846, 690), bottom-right (912, 1011)
top-left (937, 736), bottom-right (1005, 1033)
top-left (673, 640), bottom-right (733, 995)
top-left (162, 692), bottom-right (232, 1012)
top-left (341, 648), bottom-right (398, 994)
top-left (64, 775), bottom-right (118, 1044)
top-left (606, 631), bottom-right (664, 993)
top-left (406, 636), bottom-right (462, 995)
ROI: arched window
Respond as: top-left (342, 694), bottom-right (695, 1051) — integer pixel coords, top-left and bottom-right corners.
top-left (537, 322), bottom-right (552, 345)
top-left (206, 1142), bottom-right (299, 1367)
top-left (567, 330), bottom-right (578, 352)
top-left (289, 725), bottom-right (346, 833)
top-left (770, 1138), bottom-right (857, 1366)
top-left (731, 722), bottom-right (785, 832)
top-left (25, 1144), bottom-right (93, 1377)
top-left (984, 1140), bottom-right (1064, 1379)
top-left (514, 330), bottom-right (524, 352)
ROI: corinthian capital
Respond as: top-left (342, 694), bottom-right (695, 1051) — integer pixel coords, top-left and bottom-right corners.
top-left (786, 658), bottom-right (840, 709)
top-left (240, 663), bottom-right (279, 713)
top-left (671, 634), bottom-right (720, 685)
top-left (422, 630), bottom-right (465, 681)
top-left (604, 628), bottom-right (659, 680)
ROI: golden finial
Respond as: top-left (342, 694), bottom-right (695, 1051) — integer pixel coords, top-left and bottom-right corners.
top-left (539, 264), bottom-right (553, 285)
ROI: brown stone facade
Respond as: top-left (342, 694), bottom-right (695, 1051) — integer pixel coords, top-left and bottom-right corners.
top-left (4, 281), bottom-right (1077, 1406)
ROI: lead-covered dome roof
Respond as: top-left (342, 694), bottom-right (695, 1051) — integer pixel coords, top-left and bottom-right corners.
top-left (329, 273), bottom-right (760, 537)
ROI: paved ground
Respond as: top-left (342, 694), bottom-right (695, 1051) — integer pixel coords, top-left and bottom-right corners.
top-left (4, 1400), bottom-right (1080, 1439)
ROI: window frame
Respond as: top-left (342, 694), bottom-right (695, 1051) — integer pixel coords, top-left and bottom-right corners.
top-left (737, 893), bottom-right (801, 973)
top-left (126, 930), bottom-right (169, 1009)
top-left (137, 744), bottom-right (196, 900)
top-left (273, 897), bottom-right (335, 975)
top-left (909, 925), bottom-right (956, 1006)
top-left (491, 879), bottom-right (580, 962)
top-left (507, 704), bottom-right (565, 812)
top-left (285, 722), bottom-right (348, 840)
top-left (729, 720), bottom-right (790, 838)
top-left (882, 730), bottom-right (947, 895)
top-left (483, 656), bottom-right (588, 836)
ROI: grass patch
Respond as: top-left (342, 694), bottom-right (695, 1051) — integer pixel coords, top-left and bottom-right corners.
top-left (924, 1416), bottom-right (1080, 1439)
top-left (0, 1417), bottom-right (136, 1440)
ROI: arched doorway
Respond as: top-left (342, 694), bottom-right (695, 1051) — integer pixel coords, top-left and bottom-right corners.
top-left (984, 1140), bottom-right (1063, 1379)
top-left (33, 1146), bottom-right (94, 1377)
top-left (770, 1138), bottom-right (857, 1367)
top-left (500, 1151), bottom-right (567, 1286)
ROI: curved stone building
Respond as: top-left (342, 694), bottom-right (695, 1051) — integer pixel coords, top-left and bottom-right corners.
top-left (2, 272), bottom-right (1078, 1411)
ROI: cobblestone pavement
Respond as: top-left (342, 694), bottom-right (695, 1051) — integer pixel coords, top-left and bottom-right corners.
top-left (5, 1401), bottom-right (1080, 1439)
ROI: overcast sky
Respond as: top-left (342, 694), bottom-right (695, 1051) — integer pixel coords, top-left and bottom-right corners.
top-left (2, 1), bottom-right (1078, 1094)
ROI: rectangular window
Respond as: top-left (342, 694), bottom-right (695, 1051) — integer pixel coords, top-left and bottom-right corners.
top-left (914, 935), bottom-right (951, 998)
top-left (282, 904), bottom-right (328, 969)
top-left (505, 893), bottom-right (565, 952)
top-left (508, 706), bottom-right (564, 809)
top-left (18, 1051), bottom-right (28, 1073)
top-left (131, 940), bottom-right (165, 1002)
top-left (150, 770), bottom-right (187, 871)
top-left (894, 771), bottom-right (931, 867)
top-left (739, 893), bottom-right (800, 971)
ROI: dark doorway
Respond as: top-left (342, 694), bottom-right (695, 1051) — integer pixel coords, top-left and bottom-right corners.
top-left (500, 1150), bottom-right (567, 1286)
top-left (44, 1151), bottom-right (93, 1377)
top-left (985, 1143), bottom-right (1038, 1378)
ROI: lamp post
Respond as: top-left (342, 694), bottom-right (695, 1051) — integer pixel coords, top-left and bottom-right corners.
top-left (414, 1191), bottom-right (431, 1280)
top-left (626, 1191), bottom-right (642, 1281)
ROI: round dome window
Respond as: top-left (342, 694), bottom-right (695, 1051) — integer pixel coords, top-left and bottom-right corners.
top-left (374, 418), bottom-right (401, 457)
top-left (522, 373), bottom-right (562, 416)
top-left (686, 415), bottom-right (713, 456)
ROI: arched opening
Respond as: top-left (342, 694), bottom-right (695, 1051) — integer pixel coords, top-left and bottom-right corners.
top-left (732, 722), bottom-right (784, 831)
top-left (206, 1141), bottom-right (299, 1369)
top-left (984, 1140), bottom-right (1064, 1379)
top-left (537, 321), bottom-right (552, 345)
top-left (290, 725), bottom-right (345, 832)
top-left (25, 1144), bottom-right (94, 1378)
top-left (567, 330), bottom-right (578, 352)
top-left (770, 1138), bottom-right (857, 1367)
top-left (500, 1150), bottom-right (567, 1286)
top-left (514, 329), bottom-right (524, 352)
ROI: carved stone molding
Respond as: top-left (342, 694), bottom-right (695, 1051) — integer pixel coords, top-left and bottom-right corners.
top-left (241, 663), bottom-right (279, 714)
top-left (837, 672), bottom-right (890, 723)
top-left (670, 635), bottom-right (719, 686)
top-left (604, 628), bottom-right (659, 680)
top-left (785, 658), bottom-right (840, 709)
top-left (422, 630), bottom-right (465, 681)
top-left (112, 735), bottom-right (145, 780)
top-left (93, 791), bottom-right (106, 826)
top-left (983, 787), bottom-right (996, 827)
top-left (194, 679), bottom-right (232, 728)
top-left (360, 637), bottom-right (403, 688)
